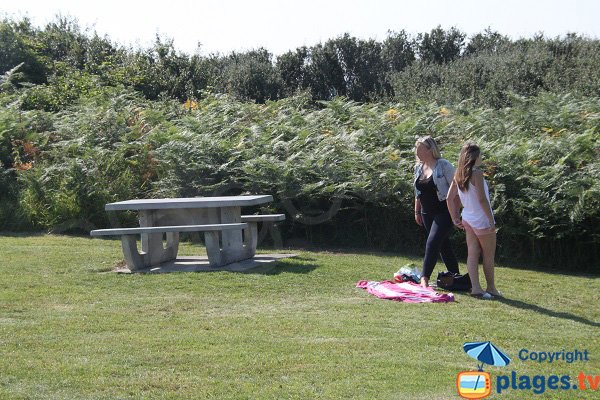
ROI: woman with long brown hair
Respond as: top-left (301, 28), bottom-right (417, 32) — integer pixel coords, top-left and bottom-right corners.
top-left (447, 143), bottom-right (501, 299)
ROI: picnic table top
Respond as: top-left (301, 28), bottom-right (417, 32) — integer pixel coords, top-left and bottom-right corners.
top-left (105, 195), bottom-right (273, 211)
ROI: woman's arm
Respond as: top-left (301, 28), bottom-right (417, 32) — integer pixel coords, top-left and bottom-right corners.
top-left (414, 197), bottom-right (423, 226)
top-left (471, 170), bottom-right (495, 227)
top-left (446, 180), bottom-right (463, 229)
top-left (443, 159), bottom-right (455, 187)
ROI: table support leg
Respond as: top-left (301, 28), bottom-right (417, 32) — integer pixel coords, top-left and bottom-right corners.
top-left (243, 223), bottom-right (257, 258)
top-left (208, 206), bottom-right (252, 265)
top-left (165, 232), bottom-right (179, 260)
top-left (139, 210), bottom-right (180, 268)
top-left (204, 223), bottom-right (256, 268)
top-left (120, 232), bottom-right (180, 271)
top-left (121, 235), bottom-right (145, 271)
top-left (204, 231), bottom-right (223, 266)
top-left (220, 206), bottom-right (243, 248)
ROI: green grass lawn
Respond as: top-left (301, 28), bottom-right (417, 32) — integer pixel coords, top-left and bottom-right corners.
top-left (0, 234), bottom-right (598, 399)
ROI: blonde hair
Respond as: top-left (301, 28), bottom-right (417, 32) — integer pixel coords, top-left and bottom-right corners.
top-left (415, 136), bottom-right (442, 159)
top-left (455, 143), bottom-right (481, 191)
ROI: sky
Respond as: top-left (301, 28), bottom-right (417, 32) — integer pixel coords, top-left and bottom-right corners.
top-left (1, 0), bottom-right (600, 56)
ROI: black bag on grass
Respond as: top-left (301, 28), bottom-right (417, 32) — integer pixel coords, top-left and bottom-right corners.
top-left (436, 271), bottom-right (472, 291)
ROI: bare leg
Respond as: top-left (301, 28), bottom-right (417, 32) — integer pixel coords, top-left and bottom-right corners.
top-left (465, 229), bottom-right (484, 294)
top-left (478, 232), bottom-right (498, 295)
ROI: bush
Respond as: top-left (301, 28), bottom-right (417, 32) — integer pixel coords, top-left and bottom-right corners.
top-left (1, 15), bottom-right (598, 269)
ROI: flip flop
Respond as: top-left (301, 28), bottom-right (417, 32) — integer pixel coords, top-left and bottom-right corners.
top-left (487, 291), bottom-right (503, 298)
top-left (470, 292), bottom-right (493, 300)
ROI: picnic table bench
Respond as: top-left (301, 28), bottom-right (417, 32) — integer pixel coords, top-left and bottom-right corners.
top-left (90, 195), bottom-right (285, 271)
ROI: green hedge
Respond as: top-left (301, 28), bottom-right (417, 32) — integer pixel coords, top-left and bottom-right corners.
top-left (1, 88), bottom-right (598, 269)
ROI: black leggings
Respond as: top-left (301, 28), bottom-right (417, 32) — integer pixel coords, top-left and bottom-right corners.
top-left (421, 210), bottom-right (459, 279)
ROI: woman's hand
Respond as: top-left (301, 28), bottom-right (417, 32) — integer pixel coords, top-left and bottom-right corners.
top-left (415, 212), bottom-right (423, 226)
top-left (452, 216), bottom-right (464, 230)
top-left (414, 198), bottom-right (423, 226)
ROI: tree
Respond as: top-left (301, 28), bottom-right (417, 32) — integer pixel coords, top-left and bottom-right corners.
top-left (0, 18), bottom-right (47, 84)
top-left (417, 26), bottom-right (466, 64)
top-left (221, 48), bottom-right (282, 103)
top-left (306, 41), bottom-right (346, 100)
top-left (303, 34), bottom-right (386, 102)
top-left (382, 30), bottom-right (415, 72)
top-left (120, 36), bottom-right (195, 101)
top-left (276, 46), bottom-right (309, 97)
top-left (464, 28), bottom-right (510, 56)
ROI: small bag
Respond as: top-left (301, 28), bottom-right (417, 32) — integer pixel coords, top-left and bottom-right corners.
top-left (393, 265), bottom-right (422, 284)
top-left (436, 271), bottom-right (472, 291)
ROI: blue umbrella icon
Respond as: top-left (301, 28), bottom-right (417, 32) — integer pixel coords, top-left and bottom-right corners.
top-left (463, 341), bottom-right (511, 395)
top-left (463, 341), bottom-right (511, 371)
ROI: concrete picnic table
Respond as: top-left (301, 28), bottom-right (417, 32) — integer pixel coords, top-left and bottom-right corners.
top-left (91, 195), bottom-right (285, 271)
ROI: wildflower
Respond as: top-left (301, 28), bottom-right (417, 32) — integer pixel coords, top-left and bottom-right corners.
top-left (439, 107), bottom-right (449, 116)
top-left (14, 162), bottom-right (33, 171)
top-left (22, 141), bottom-right (38, 157)
top-left (388, 149), bottom-right (400, 161)
top-left (385, 108), bottom-right (399, 120)
top-left (184, 99), bottom-right (198, 110)
top-left (321, 129), bottom-right (333, 136)
top-left (553, 128), bottom-right (566, 137)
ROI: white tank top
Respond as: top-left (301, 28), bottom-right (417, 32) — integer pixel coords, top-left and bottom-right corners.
top-left (457, 178), bottom-right (495, 229)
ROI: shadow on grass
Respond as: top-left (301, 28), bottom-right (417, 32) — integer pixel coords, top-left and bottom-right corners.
top-left (109, 256), bottom-right (319, 276)
top-left (495, 258), bottom-right (600, 278)
top-left (286, 244), bottom-right (600, 278)
top-left (0, 231), bottom-right (47, 237)
top-left (243, 258), bottom-right (318, 276)
top-left (285, 244), bottom-right (422, 259)
top-left (254, 264), bottom-right (318, 275)
top-left (495, 297), bottom-right (599, 328)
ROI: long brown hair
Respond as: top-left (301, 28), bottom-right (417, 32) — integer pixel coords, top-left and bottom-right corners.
top-left (455, 143), bottom-right (481, 191)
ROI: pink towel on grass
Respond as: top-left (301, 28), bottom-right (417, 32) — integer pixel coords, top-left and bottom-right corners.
top-left (356, 280), bottom-right (454, 303)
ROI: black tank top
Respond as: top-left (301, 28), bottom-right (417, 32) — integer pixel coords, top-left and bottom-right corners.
top-left (415, 174), bottom-right (448, 214)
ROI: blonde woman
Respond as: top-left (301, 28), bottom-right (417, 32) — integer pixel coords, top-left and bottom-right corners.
top-left (447, 143), bottom-right (500, 299)
top-left (413, 136), bottom-right (460, 288)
